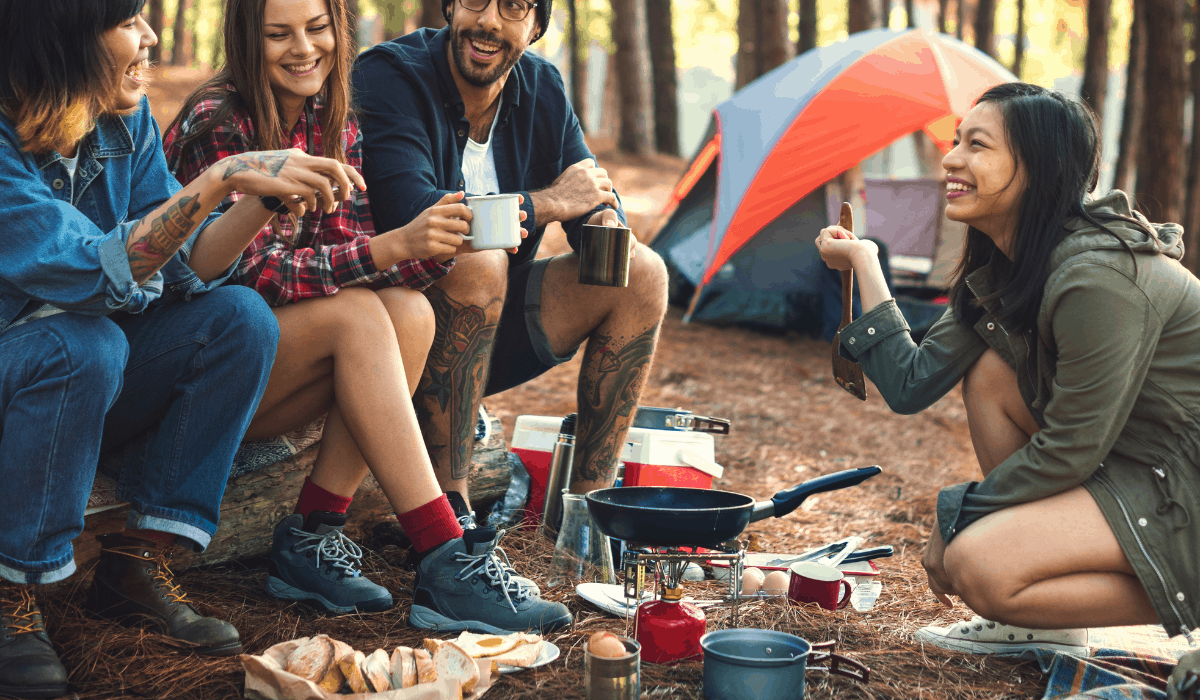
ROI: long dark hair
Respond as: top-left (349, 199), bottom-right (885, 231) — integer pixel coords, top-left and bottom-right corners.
top-left (948, 82), bottom-right (1140, 335)
top-left (0, 0), bottom-right (146, 153)
top-left (165, 0), bottom-right (354, 163)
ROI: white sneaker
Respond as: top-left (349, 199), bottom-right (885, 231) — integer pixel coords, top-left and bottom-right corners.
top-left (915, 615), bottom-right (1089, 656)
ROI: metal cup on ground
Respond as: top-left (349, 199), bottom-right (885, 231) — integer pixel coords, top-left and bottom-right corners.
top-left (585, 637), bottom-right (640, 700)
top-left (579, 224), bottom-right (634, 287)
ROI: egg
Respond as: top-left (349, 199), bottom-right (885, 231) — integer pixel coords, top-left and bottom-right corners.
top-left (740, 567), bottom-right (766, 596)
top-left (588, 631), bottom-right (628, 658)
top-left (761, 570), bottom-right (790, 596)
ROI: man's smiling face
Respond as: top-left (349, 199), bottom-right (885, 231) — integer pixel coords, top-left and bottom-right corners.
top-left (446, 0), bottom-right (539, 88)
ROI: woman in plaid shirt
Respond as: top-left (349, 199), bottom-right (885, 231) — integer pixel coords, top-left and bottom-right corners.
top-left (161, 0), bottom-right (549, 626)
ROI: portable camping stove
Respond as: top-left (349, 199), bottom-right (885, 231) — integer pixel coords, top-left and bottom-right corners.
top-left (620, 542), bottom-right (745, 626)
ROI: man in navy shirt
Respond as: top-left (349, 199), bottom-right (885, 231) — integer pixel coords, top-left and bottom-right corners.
top-left (353, 0), bottom-right (668, 626)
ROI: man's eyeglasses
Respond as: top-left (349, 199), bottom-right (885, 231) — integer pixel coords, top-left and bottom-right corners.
top-left (458, 0), bottom-right (538, 22)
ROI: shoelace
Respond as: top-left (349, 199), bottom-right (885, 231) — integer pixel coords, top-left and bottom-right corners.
top-left (452, 529), bottom-right (534, 614)
top-left (108, 548), bottom-right (192, 605)
top-left (290, 526), bottom-right (364, 578)
top-left (458, 512), bottom-right (530, 592)
top-left (0, 585), bottom-right (44, 636)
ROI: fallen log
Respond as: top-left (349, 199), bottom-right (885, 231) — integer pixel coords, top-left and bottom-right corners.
top-left (74, 417), bottom-right (510, 571)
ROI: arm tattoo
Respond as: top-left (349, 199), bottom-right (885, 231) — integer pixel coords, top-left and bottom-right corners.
top-left (126, 194), bottom-right (204, 282)
top-left (417, 286), bottom-right (501, 481)
top-left (222, 152), bottom-right (289, 181)
top-left (573, 323), bottom-right (661, 487)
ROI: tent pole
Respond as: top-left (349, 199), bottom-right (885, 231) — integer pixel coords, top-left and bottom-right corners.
top-left (683, 281), bottom-right (706, 323)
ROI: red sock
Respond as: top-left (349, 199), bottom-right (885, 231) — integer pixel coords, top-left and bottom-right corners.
top-left (294, 477), bottom-right (353, 518)
top-left (122, 528), bottom-right (177, 548)
top-left (396, 495), bottom-right (464, 553)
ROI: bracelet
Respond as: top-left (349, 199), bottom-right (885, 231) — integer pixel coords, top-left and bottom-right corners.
top-left (259, 195), bottom-right (290, 215)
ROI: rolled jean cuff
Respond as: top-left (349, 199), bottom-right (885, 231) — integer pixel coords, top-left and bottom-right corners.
top-left (126, 511), bottom-right (213, 553)
top-left (0, 554), bottom-right (76, 586)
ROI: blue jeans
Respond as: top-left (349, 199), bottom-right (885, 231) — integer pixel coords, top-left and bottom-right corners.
top-left (0, 285), bottom-right (278, 584)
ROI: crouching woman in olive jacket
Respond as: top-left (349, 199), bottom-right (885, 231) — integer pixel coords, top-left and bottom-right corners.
top-left (818, 82), bottom-right (1200, 653)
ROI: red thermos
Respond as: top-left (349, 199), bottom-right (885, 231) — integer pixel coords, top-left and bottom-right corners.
top-left (635, 586), bottom-right (705, 664)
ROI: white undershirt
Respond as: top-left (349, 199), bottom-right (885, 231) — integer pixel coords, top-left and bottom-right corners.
top-left (460, 96), bottom-right (502, 195)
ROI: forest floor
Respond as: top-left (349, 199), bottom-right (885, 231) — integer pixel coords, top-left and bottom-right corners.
top-left (33, 66), bottom-right (1178, 700)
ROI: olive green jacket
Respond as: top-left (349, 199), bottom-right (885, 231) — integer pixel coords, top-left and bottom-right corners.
top-left (840, 192), bottom-right (1200, 637)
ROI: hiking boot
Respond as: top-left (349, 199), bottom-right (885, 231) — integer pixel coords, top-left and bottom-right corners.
top-left (267, 511), bottom-right (393, 614)
top-left (915, 615), bottom-right (1088, 656)
top-left (0, 581), bottom-right (67, 699)
top-left (86, 534), bottom-right (242, 656)
top-left (409, 526), bottom-right (572, 634)
top-left (447, 492), bottom-right (541, 596)
top-left (1168, 648), bottom-right (1200, 700)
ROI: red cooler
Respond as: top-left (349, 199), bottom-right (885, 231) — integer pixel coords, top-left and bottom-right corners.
top-left (512, 414), bottom-right (724, 525)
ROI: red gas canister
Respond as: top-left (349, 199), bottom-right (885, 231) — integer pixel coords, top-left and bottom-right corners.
top-left (635, 587), bottom-right (705, 664)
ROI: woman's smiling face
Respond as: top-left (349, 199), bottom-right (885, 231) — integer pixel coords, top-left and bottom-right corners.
top-left (102, 12), bottom-right (156, 112)
top-left (941, 102), bottom-right (1028, 254)
top-left (262, 0), bottom-right (336, 119)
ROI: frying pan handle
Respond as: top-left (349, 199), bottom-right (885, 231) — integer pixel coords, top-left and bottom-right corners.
top-left (752, 467), bottom-right (882, 522)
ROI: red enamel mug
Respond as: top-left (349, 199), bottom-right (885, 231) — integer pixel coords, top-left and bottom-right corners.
top-left (787, 562), bottom-right (852, 610)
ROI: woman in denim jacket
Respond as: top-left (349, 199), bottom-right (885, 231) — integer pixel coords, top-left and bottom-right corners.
top-left (0, 1), bottom-right (367, 696)
top-left (818, 83), bottom-right (1200, 656)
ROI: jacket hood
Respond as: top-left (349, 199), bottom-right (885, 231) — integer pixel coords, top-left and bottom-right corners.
top-left (1052, 190), bottom-right (1184, 267)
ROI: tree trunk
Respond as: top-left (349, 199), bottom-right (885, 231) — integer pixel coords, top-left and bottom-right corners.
top-left (148, 0), bottom-right (164, 63)
top-left (938, 0), bottom-right (948, 33)
top-left (758, 0), bottom-right (792, 72)
top-left (799, 0), bottom-right (818, 53)
top-left (1113, 0), bottom-right (1145, 194)
top-left (566, 0), bottom-right (588, 133)
top-left (906, 0), bottom-right (916, 27)
top-left (974, 0), bottom-right (995, 57)
top-left (611, 0), bottom-right (654, 155)
top-left (1081, 0), bottom-right (1111, 130)
top-left (1135, 0), bottom-right (1186, 223)
top-left (955, 0), bottom-right (964, 39)
top-left (849, 0), bottom-right (879, 33)
top-left (346, 0), bottom-right (360, 54)
top-left (421, 0), bottom-right (447, 28)
top-left (647, 0), bottom-right (679, 155)
top-left (736, 0), bottom-right (757, 90)
top-left (1183, 2), bottom-right (1200, 272)
top-left (171, 0), bottom-right (193, 67)
top-left (1012, 0), bottom-right (1025, 77)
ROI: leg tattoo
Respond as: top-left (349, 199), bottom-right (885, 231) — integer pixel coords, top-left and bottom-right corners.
top-left (574, 322), bottom-right (661, 486)
top-left (418, 286), bottom-right (501, 481)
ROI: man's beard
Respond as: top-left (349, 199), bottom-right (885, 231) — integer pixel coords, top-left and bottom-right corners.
top-left (449, 26), bottom-right (524, 88)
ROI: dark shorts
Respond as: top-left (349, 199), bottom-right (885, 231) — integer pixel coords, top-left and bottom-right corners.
top-left (484, 257), bottom-right (580, 396)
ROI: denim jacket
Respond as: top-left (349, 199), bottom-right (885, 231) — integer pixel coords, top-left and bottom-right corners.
top-left (351, 27), bottom-right (625, 269)
top-left (0, 95), bottom-right (226, 335)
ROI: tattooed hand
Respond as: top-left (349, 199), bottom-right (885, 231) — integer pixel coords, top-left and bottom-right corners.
top-left (217, 148), bottom-right (366, 217)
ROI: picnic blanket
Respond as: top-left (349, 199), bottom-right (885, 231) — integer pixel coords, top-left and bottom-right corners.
top-left (1037, 627), bottom-right (1199, 700)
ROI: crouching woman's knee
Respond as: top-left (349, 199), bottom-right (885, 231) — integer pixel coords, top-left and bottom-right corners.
top-left (942, 536), bottom-right (1016, 623)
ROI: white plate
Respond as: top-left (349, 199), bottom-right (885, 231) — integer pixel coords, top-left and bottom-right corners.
top-left (495, 640), bottom-right (559, 674)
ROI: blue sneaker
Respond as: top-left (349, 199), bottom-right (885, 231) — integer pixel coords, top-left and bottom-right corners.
top-left (267, 511), bottom-right (393, 614)
top-left (408, 526), bottom-right (572, 634)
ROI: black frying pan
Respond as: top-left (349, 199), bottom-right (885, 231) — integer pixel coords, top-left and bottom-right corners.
top-left (585, 466), bottom-right (882, 547)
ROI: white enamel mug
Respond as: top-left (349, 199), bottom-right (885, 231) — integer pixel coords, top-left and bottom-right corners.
top-left (464, 193), bottom-right (522, 249)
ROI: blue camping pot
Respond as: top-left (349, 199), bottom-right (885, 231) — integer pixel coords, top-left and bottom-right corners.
top-left (699, 629), bottom-right (869, 700)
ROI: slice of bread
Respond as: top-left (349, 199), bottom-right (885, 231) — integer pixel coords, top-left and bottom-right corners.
top-left (488, 639), bottom-right (544, 669)
top-left (319, 638), bottom-right (355, 693)
top-left (434, 642), bottom-right (480, 694)
top-left (285, 635), bottom-right (335, 685)
top-left (339, 650), bottom-right (370, 694)
top-left (414, 648), bottom-right (437, 684)
top-left (390, 646), bottom-right (418, 689)
top-left (363, 649), bottom-right (392, 693)
top-left (423, 638), bottom-right (450, 655)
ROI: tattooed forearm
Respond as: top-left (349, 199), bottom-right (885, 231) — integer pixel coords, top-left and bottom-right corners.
top-left (572, 323), bottom-right (661, 488)
top-left (222, 152), bottom-right (289, 181)
top-left (416, 286), bottom-right (502, 482)
top-left (126, 195), bottom-right (204, 282)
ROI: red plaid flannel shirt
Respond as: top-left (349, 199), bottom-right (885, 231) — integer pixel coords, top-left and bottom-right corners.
top-left (162, 92), bottom-right (451, 306)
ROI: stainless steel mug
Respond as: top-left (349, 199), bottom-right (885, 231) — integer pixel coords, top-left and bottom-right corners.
top-left (586, 637), bottom-right (640, 700)
top-left (579, 224), bottom-right (633, 287)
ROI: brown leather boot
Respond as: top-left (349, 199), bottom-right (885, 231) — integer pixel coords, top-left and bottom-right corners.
top-left (86, 534), bottom-right (241, 656)
top-left (0, 580), bottom-right (68, 699)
